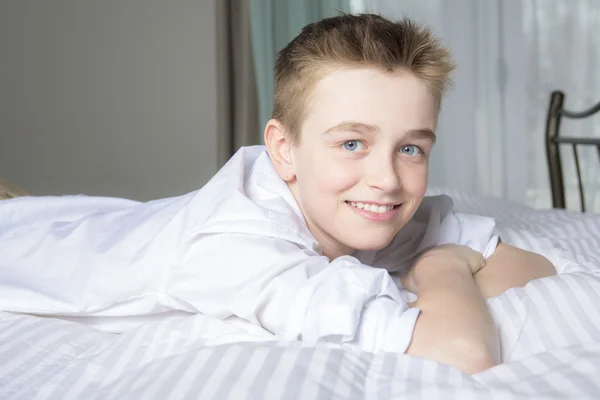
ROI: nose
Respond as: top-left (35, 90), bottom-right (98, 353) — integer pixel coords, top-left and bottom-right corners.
top-left (365, 153), bottom-right (402, 193)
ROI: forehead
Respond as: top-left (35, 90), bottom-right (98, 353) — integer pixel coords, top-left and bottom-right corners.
top-left (302, 67), bottom-right (438, 133)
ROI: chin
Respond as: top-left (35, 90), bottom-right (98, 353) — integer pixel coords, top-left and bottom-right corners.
top-left (347, 235), bottom-right (396, 252)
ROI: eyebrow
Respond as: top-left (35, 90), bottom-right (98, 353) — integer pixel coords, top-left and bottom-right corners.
top-left (323, 121), bottom-right (437, 143)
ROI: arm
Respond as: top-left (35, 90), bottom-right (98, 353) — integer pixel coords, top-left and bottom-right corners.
top-left (474, 242), bottom-right (556, 299)
top-left (403, 246), bottom-right (501, 375)
top-left (173, 234), bottom-right (421, 354)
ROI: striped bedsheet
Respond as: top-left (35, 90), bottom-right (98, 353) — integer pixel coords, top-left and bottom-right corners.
top-left (1, 190), bottom-right (600, 399)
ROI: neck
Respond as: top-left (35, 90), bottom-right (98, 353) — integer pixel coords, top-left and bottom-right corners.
top-left (306, 223), bottom-right (354, 260)
top-left (321, 245), bottom-right (353, 261)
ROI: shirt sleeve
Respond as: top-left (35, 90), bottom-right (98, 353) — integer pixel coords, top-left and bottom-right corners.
top-left (169, 232), bottom-right (421, 354)
top-left (445, 211), bottom-right (500, 259)
top-left (432, 196), bottom-right (500, 259)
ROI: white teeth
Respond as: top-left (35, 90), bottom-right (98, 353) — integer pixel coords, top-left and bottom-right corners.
top-left (348, 201), bottom-right (394, 213)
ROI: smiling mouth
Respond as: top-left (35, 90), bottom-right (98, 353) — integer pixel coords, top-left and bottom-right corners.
top-left (345, 201), bottom-right (400, 214)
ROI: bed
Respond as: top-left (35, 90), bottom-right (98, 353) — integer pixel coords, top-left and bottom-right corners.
top-left (0, 189), bottom-right (598, 399)
top-left (546, 90), bottom-right (600, 212)
top-left (2, 97), bottom-right (600, 399)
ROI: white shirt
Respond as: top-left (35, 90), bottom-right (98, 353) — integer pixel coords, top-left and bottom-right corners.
top-left (0, 146), bottom-right (499, 354)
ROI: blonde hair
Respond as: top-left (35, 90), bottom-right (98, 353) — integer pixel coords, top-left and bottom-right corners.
top-left (0, 179), bottom-right (29, 200)
top-left (272, 13), bottom-right (456, 142)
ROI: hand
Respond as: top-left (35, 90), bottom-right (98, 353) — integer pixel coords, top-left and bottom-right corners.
top-left (400, 244), bottom-right (485, 294)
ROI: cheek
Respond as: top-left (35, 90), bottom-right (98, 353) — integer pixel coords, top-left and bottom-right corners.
top-left (298, 158), bottom-right (359, 200)
top-left (400, 165), bottom-right (429, 196)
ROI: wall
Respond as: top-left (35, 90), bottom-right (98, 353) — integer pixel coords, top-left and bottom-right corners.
top-left (0, 0), bottom-right (219, 201)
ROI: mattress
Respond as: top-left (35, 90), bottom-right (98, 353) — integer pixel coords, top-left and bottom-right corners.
top-left (1, 190), bottom-right (600, 399)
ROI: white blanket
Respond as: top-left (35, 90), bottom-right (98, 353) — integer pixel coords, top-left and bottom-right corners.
top-left (1, 190), bottom-right (600, 399)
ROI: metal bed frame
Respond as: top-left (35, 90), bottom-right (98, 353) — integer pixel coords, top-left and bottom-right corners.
top-left (545, 91), bottom-right (600, 212)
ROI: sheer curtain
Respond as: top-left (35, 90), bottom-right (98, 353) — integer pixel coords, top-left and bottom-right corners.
top-left (354, 0), bottom-right (528, 204)
top-left (353, 0), bottom-right (600, 212)
top-left (524, 0), bottom-right (600, 212)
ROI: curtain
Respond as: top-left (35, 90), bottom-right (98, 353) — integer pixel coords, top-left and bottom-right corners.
top-left (524, 0), bottom-right (600, 212)
top-left (216, 0), bottom-right (261, 167)
top-left (249, 0), bottom-right (354, 133)
top-left (355, 0), bottom-right (528, 205)
top-left (353, 0), bottom-right (600, 212)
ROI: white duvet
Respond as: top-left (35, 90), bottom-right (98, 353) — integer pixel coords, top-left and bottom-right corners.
top-left (1, 189), bottom-right (600, 399)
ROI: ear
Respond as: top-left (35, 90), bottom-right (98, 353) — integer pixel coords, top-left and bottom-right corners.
top-left (264, 119), bottom-right (297, 183)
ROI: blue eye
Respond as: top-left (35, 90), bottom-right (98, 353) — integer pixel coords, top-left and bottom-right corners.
top-left (400, 145), bottom-right (422, 156)
top-left (342, 140), bottom-right (364, 152)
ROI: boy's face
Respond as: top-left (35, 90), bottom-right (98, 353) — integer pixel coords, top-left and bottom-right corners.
top-left (270, 67), bottom-right (438, 259)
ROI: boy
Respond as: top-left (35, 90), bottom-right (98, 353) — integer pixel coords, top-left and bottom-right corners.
top-left (0, 14), bottom-right (555, 375)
